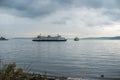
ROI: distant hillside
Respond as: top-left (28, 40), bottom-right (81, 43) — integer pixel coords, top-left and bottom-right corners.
top-left (13, 37), bottom-right (33, 39)
top-left (81, 36), bottom-right (120, 40)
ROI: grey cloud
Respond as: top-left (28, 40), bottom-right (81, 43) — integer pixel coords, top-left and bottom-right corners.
top-left (0, 0), bottom-right (73, 18)
top-left (52, 17), bottom-right (71, 25)
top-left (0, 0), bottom-right (120, 18)
top-left (103, 9), bottom-right (120, 21)
top-left (52, 21), bottom-right (66, 25)
top-left (74, 0), bottom-right (120, 9)
top-left (0, 0), bottom-right (32, 11)
top-left (0, 0), bottom-right (57, 18)
top-left (85, 21), bottom-right (113, 27)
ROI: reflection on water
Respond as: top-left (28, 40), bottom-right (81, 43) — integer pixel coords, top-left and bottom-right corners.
top-left (0, 39), bottom-right (120, 78)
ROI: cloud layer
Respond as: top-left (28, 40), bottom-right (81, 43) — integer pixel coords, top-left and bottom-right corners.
top-left (0, 0), bottom-right (120, 37)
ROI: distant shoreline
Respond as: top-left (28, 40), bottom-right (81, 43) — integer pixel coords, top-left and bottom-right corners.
top-left (11, 36), bottom-right (120, 40)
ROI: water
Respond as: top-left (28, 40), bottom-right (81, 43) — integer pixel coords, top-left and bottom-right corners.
top-left (0, 39), bottom-right (120, 78)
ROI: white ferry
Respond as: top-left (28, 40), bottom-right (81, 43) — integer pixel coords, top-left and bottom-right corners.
top-left (32, 35), bottom-right (67, 41)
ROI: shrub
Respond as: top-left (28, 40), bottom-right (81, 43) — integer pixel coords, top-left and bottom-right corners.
top-left (0, 63), bottom-right (29, 80)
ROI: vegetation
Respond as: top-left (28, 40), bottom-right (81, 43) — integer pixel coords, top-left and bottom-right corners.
top-left (0, 62), bottom-right (49, 80)
top-left (0, 62), bottom-right (28, 80)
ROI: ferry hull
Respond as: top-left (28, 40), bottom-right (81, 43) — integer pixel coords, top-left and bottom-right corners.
top-left (32, 39), bottom-right (67, 41)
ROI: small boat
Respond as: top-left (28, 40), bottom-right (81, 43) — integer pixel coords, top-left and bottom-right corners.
top-left (32, 34), bottom-right (67, 41)
top-left (74, 37), bottom-right (79, 41)
top-left (0, 37), bottom-right (8, 41)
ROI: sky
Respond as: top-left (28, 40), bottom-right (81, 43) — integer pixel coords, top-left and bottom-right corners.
top-left (0, 0), bottom-right (120, 38)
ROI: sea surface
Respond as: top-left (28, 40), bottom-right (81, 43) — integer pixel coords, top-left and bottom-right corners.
top-left (0, 39), bottom-right (120, 79)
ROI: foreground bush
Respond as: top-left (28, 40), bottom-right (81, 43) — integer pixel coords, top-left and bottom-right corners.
top-left (0, 63), bottom-right (49, 80)
top-left (0, 63), bottom-right (29, 80)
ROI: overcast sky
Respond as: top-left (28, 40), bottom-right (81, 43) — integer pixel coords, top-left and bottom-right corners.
top-left (0, 0), bottom-right (120, 38)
